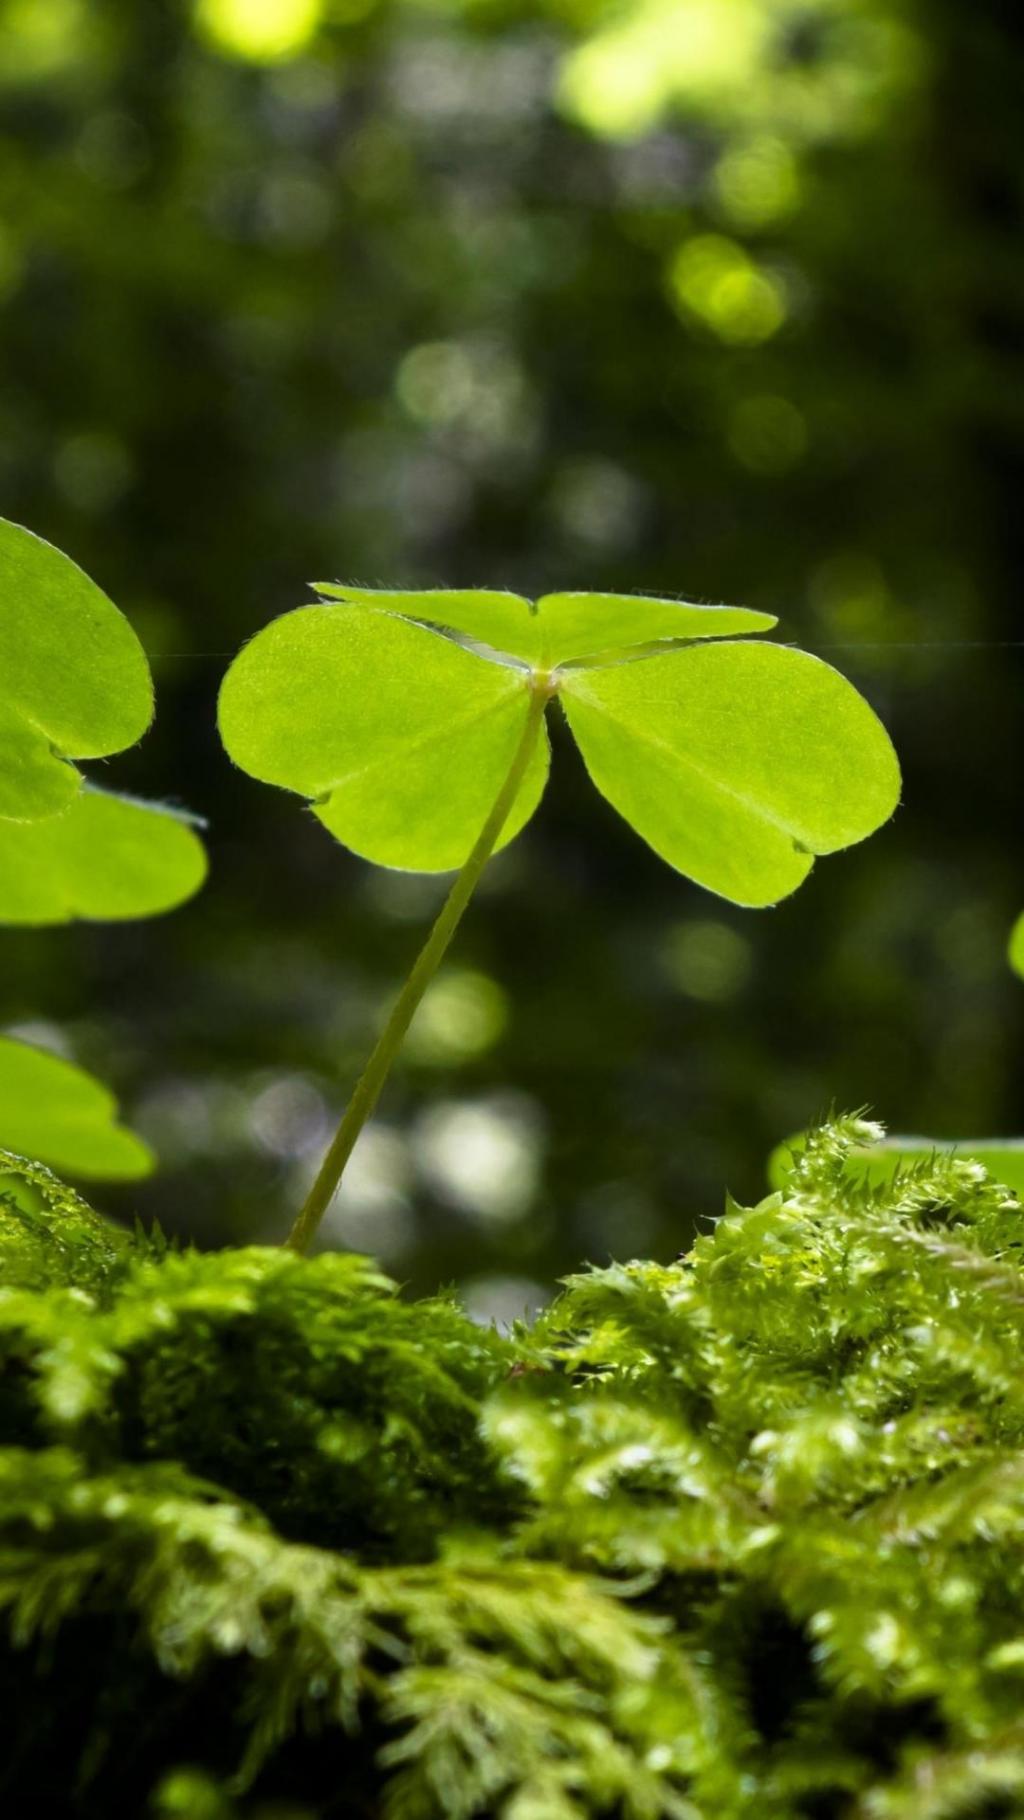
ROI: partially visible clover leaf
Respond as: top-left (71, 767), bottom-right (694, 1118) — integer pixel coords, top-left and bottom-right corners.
top-left (219, 604), bottom-right (550, 872)
top-left (0, 516), bottom-right (153, 821)
top-left (769, 1129), bottom-right (1024, 1200)
top-left (0, 516), bottom-right (207, 1196)
top-left (219, 585), bottom-right (901, 1251)
top-left (313, 582), bottom-right (777, 667)
top-left (1009, 911), bottom-right (1024, 981)
top-left (0, 788), bottom-right (207, 926)
top-left (0, 1036), bottom-right (153, 1181)
top-left (313, 586), bottom-right (539, 663)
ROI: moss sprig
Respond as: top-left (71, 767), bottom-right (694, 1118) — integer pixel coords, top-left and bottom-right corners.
top-left (3, 1122), bottom-right (1024, 1817)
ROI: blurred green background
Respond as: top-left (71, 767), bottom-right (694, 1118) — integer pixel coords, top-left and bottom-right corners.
top-left (1, 0), bottom-right (1022, 1315)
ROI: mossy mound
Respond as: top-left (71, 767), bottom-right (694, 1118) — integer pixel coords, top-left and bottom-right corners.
top-left (3, 1120), bottom-right (1024, 1818)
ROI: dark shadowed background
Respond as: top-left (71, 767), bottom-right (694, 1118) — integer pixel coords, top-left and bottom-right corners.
top-left (1, 0), bottom-right (1023, 1315)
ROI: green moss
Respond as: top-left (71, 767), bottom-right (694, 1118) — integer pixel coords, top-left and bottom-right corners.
top-left (3, 1121), bottom-right (1024, 1816)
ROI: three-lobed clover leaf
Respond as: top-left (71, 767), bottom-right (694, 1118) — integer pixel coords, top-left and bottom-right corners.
top-left (0, 788), bottom-right (208, 926)
top-left (219, 586), bottom-right (900, 906)
top-left (0, 1036), bottom-right (153, 1180)
top-left (0, 516), bottom-right (153, 821)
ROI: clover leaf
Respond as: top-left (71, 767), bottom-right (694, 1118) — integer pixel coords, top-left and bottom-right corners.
top-left (559, 639), bottom-right (900, 905)
top-left (1010, 911), bottom-right (1024, 981)
top-left (0, 1036), bottom-right (153, 1181)
top-left (313, 582), bottom-right (776, 668)
top-left (0, 516), bottom-right (153, 822)
top-left (220, 585), bottom-right (901, 1251)
top-left (219, 603), bottom-right (551, 872)
top-left (0, 788), bottom-right (208, 926)
top-left (220, 587), bottom-right (898, 900)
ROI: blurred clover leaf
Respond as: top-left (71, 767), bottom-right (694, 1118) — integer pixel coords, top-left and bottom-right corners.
top-left (769, 1129), bottom-right (1024, 1201)
top-left (0, 516), bottom-right (206, 1198)
top-left (0, 1036), bottom-right (153, 1181)
top-left (1009, 911), bottom-right (1024, 980)
top-left (0, 788), bottom-right (207, 926)
top-left (0, 516), bottom-right (153, 822)
top-left (0, 515), bottom-right (208, 922)
top-left (220, 586), bottom-right (899, 906)
top-left (220, 586), bottom-right (901, 1250)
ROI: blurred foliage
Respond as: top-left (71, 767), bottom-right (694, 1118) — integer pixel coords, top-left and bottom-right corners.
top-left (0, 0), bottom-right (1022, 1299)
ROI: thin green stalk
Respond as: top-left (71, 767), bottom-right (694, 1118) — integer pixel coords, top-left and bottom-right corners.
top-left (286, 677), bottom-right (552, 1253)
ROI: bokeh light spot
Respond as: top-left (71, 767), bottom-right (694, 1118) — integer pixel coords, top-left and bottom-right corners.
top-left (668, 235), bottom-right (787, 344)
top-left (548, 459), bottom-right (645, 551)
top-left (662, 920), bottom-right (753, 1002)
top-left (460, 1273), bottom-right (548, 1331)
top-left (395, 338), bottom-right (534, 457)
top-left (0, 0), bottom-right (91, 82)
top-left (560, 0), bottom-right (767, 140)
top-left (810, 551), bottom-right (891, 636)
top-left (318, 1123), bottom-right (415, 1262)
top-left (396, 341), bottom-right (476, 427)
top-left (248, 1074), bottom-right (329, 1158)
top-left (714, 136), bottom-right (800, 227)
top-left (414, 1095), bottom-right (543, 1224)
top-left (195, 0), bottom-right (323, 64)
top-left (728, 394), bottom-right (807, 473)
top-left (559, 0), bottom-right (926, 147)
top-left (407, 969), bottom-right (508, 1067)
top-left (52, 432), bottom-right (134, 514)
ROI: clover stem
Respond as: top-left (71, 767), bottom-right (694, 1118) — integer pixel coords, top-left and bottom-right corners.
top-left (285, 676), bottom-right (552, 1254)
